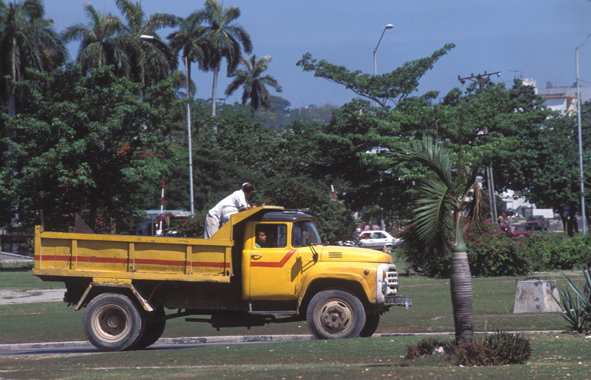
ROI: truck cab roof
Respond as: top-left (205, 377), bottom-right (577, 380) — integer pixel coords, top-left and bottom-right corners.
top-left (261, 210), bottom-right (313, 222)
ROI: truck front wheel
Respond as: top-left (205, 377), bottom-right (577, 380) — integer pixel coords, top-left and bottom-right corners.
top-left (307, 289), bottom-right (366, 339)
top-left (359, 312), bottom-right (380, 337)
top-left (83, 293), bottom-right (143, 351)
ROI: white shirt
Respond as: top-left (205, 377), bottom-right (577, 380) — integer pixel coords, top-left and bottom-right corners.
top-left (208, 189), bottom-right (249, 220)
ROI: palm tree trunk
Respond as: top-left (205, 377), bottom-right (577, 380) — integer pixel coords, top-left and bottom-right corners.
top-left (211, 64), bottom-right (219, 120)
top-left (450, 217), bottom-right (473, 346)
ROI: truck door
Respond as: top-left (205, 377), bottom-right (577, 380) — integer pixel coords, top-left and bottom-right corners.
top-left (248, 223), bottom-right (302, 300)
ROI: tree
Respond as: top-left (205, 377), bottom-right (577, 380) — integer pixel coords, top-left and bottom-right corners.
top-left (225, 54), bottom-right (282, 114)
top-left (254, 95), bottom-right (291, 130)
top-left (296, 44), bottom-right (454, 107)
top-left (0, 0), bottom-right (65, 115)
top-left (386, 137), bottom-right (486, 345)
top-left (198, 0), bottom-right (252, 118)
top-left (62, 3), bottom-right (128, 76)
top-left (115, 0), bottom-right (178, 87)
top-left (0, 64), bottom-right (178, 232)
top-left (168, 11), bottom-right (209, 100)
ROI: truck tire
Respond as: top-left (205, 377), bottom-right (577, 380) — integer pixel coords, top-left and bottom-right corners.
top-left (307, 289), bottom-right (366, 339)
top-left (134, 308), bottom-right (166, 350)
top-left (359, 312), bottom-right (380, 337)
top-left (83, 293), bottom-right (144, 351)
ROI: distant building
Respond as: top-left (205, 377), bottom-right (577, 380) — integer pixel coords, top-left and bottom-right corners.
top-left (523, 78), bottom-right (591, 113)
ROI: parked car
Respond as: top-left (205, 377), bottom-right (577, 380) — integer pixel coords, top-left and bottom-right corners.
top-left (525, 215), bottom-right (550, 231)
top-left (503, 224), bottom-right (532, 239)
top-left (340, 230), bottom-right (401, 251)
top-left (503, 208), bottom-right (517, 217)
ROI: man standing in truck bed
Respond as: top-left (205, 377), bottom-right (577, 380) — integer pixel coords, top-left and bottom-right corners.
top-left (204, 183), bottom-right (256, 238)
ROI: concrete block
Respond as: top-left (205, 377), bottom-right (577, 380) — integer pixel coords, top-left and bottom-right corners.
top-left (513, 280), bottom-right (561, 313)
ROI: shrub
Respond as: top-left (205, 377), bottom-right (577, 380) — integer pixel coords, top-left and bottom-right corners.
top-left (406, 331), bottom-right (532, 366)
top-left (404, 222), bottom-right (591, 278)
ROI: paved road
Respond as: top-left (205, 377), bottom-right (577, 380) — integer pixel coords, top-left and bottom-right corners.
top-left (0, 289), bottom-right (64, 305)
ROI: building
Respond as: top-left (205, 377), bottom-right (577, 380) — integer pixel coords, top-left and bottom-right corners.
top-left (526, 79), bottom-right (591, 113)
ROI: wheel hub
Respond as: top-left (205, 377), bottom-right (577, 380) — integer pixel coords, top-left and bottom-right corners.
top-left (106, 316), bottom-right (120, 329)
top-left (320, 301), bottom-right (352, 332)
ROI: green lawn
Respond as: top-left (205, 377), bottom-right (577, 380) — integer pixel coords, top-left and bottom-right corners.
top-left (0, 333), bottom-right (589, 379)
top-left (0, 268), bottom-right (585, 344)
top-left (1, 268), bottom-right (590, 379)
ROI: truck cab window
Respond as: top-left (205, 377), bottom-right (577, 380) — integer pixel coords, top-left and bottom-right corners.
top-left (255, 224), bottom-right (287, 248)
top-left (292, 221), bottom-right (321, 247)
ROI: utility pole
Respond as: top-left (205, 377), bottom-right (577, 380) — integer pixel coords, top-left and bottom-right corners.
top-left (458, 71), bottom-right (501, 223)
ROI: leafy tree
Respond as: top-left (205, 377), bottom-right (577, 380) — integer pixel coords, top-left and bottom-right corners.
top-left (386, 137), bottom-right (487, 346)
top-left (288, 103), bottom-right (337, 125)
top-left (495, 108), bottom-right (590, 211)
top-left (115, 0), bottom-right (178, 87)
top-left (198, 0), bottom-right (252, 117)
top-left (225, 54), bottom-right (282, 114)
top-left (0, 0), bottom-right (65, 115)
top-left (296, 44), bottom-right (454, 107)
top-left (254, 95), bottom-right (291, 130)
top-left (62, 3), bottom-right (128, 76)
top-left (0, 64), bottom-right (178, 232)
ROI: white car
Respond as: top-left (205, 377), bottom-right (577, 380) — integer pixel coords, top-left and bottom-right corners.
top-left (341, 230), bottom-right (401, 251)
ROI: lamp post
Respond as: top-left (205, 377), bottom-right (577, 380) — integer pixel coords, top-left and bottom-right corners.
top-left (576, 33), bottom-right (590, 233)
top-left (141, 35), bottom-right (195, 215)
top-left (458, 71), bottom-right (501, 223)
top-left (373, 24), bottom-right (393, 105)
top-left (373, 24), bottom-right (393, 76)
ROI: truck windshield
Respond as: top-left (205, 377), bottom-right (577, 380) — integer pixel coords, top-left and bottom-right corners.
top-left (292, 221), bottom-right (321, 247)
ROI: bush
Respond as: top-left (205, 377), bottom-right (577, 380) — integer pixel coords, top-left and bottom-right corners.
top-left (406, 222), bottom-right (591, 278)
top-left (406, 331), bottom-right (532, 366)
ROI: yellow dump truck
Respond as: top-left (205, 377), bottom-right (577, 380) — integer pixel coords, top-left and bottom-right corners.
top-left (33, 206), bottom-right (411, 351)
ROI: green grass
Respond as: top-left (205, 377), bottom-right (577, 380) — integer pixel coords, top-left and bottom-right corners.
top-left (0, 269), bottom-right (64, 291)
top-left (0, 270), bottom-right (581, 344)
top-left (0, 334), bottom-right (590, 379)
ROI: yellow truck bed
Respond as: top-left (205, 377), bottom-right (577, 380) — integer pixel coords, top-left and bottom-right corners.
top-left (32, 226), bottom-right (234, 283)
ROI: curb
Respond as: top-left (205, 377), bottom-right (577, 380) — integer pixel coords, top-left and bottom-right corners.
top-left (0, 330), bottom-right (565, 352)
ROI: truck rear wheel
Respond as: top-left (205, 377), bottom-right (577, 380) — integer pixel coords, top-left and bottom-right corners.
top-left (83, 293), bottom-right (143, 351)
top-left (307, 289), bottom-right (366, 339)
top-left (134, 308), bottom-right (166, 350)
top-left (359, 312), bottom-right (380, 337)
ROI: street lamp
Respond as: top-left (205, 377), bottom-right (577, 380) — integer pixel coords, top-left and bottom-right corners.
top-left (141, 35), bottom-right (195, 215)
top-left (576, 33), bottom-right (590, 233)
top-left (373, 24), bottom-right (393, 77)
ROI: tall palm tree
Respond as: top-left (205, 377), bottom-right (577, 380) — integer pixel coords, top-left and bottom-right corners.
top-left (115, 0), bottom-right (177, 87)
top-left (0, 0), bottom-right (65, 116)
top-left (225, 54), bottom-right (282, 114)
top-left (168, 11), bottom-right (209, 98)
top-left (61, 3), bottom-right (128, 76)
top-left (199, 0), bottom-right (252, 118)
top-left (387, 137), bottom-right (487, 345)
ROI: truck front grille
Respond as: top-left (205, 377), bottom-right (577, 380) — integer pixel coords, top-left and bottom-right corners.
top-left (384, 264), bottom-right (399, 295)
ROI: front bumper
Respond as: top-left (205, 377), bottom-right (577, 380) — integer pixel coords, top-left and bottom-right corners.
top-left (385, 295), bottom-right (412, 307)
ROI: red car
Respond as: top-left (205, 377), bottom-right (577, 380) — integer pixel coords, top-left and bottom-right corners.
top-left (503, 224), bottom-right (533, 238)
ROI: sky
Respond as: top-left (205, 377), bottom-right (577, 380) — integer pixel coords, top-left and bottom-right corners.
top-left (44, 0), bottom-right (591, 109)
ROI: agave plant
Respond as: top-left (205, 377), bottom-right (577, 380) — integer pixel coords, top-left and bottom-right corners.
top-left (554, 264), bottom-right (591, 333)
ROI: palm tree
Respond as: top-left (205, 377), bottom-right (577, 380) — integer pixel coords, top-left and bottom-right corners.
top-left (0, 0), bottom-right (65, 116)
top-left (225, 54), bottom-right (282, 114)
top-left (61, 3), bottom-right (128, 76)
top-left (387, 137), bottom-right (487, 345)
top-left (168, 11), bottom-right (209, 98)
top-left (115, 0), bottom-right (177, 87)
top-left (199, 0), bottom-right (252, 118)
